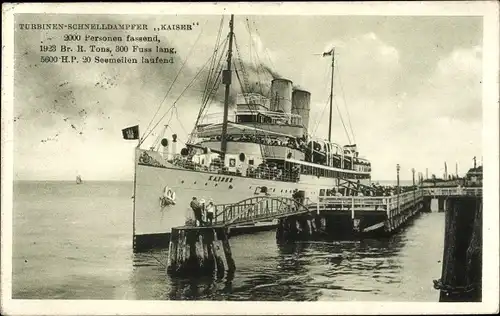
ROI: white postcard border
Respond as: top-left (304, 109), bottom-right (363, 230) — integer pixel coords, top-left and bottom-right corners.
top-left (1, 1), bottom-right (499, 315)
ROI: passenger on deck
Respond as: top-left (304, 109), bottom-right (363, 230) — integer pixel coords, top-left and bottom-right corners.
top-left (271, 166), bottom-right (278, 180)
top-left (276, 169), bottom-right (283, 180)
top-left (264, 164), bottom-right (271, 179)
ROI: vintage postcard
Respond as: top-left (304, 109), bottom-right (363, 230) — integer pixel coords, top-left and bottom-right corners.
top-left (1, 1), bottom-right (499, 315)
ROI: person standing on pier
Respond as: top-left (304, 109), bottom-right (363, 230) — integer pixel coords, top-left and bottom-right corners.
top-left (190, 197), bottom-right (204, 227)
top-left (206, 199), bottom-right (215, 225)
top-left (199, 199), bottom-right (207, 224)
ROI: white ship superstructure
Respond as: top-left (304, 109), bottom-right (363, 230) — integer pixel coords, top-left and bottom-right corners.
top-left (128, 15), bottom-right (372, 251)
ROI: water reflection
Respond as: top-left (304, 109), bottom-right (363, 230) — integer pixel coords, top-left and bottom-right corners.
top-left (127, 216), bottom-right (435, 301)
top-left (167, 271), bottom-right (235, 300)
top-left (14, 181), bottom-right (442, 301)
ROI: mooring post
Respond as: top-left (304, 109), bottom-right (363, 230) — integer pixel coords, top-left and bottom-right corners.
top-left (277, 215), bottom-right (310, 243)
top-left (438, 197), bottom-right (445, 212)
top-left (167, 226), bottom-right (235, 277)
top-left (423, 196), bottom-right (432, 213)
top-left (276, 217), bottom-right (292, 243)
top-left (434, 196), bottom-right (482, 302)
top-left (219, 227), bottom-right (236, 273)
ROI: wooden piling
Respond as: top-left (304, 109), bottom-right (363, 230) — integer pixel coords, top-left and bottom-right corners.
top-left (167, 226), bottom-right (235, 277)
top-left (438, 197), bottom-right (446, 212)
top-left (434, 196), bottom-right (482, 302)
top-left (277, 214), bottom-right (320, 243)
top-left (276, 216), bottom-right (293, 243)
top-left (423, 196), bottom-right (432, 213)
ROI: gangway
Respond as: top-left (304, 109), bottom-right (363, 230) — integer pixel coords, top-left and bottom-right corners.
top-left (212, 196), bottom-right (312, 227)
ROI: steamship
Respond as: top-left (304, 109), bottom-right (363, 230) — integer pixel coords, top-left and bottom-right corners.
top-left (130, 15), bottom-right (372, 251)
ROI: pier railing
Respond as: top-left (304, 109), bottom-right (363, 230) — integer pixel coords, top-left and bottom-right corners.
top-left (422, 187), bottom-right (482, 197)
top-left (209, 187), bottom-right (482, 228)
top-left (317, 190), bottom-right (424, 213)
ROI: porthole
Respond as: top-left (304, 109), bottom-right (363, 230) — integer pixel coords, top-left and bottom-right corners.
top-left (229, 185), bottom-right (233, 189)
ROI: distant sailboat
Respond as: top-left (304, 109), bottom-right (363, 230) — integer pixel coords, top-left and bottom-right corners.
top-left (76, 175), bottom-right (83, 184)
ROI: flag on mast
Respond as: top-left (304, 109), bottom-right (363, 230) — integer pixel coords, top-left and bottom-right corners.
top-left (323, 48), bottom-right (334, 57)
top-left (122, 125), bottom-right (139, 140)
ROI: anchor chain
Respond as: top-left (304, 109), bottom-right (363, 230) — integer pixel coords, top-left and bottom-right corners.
top-left (433, 279), bottom-right (477, 294)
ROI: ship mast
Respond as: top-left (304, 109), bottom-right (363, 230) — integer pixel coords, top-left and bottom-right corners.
top-left (220, 14), bottom-right (235, 161)
top-left (328, 48), bottom-right (335, 143)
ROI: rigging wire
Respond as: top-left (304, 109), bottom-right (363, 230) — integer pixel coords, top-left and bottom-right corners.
top-left (245, 18), bottom-right (265, 95)
top-left (198, 70), bottom-right (223, 121)
top-left (310, 54), bottom-right (353, 146)
top-left (191, 36), bottom-right (229, 139)
top-left (141, 44), bottom-right (225, 145)
top-left (312, 96), bottom-right (331, 138)
top-left (201, 15), bottom-right (225, 107)
top-left (311, 64), bottom-right (334, 138)
top-left (336, 60), bottom-right (356, 144)
top-left (233, 33), bottom-right (268, 160)
top-left (191, 58), bottom-right (225, 142)
top-left (139, 20), bottom-right (208, 145)
top-left (174, 107), bottom-right (190, 141)
top-left (252, 19), bottom-right (276, 73)
top-left (251, 19), bottom-right (277, 99)
top-left (333, 93), bottom-right (352, 144)
top-left (199, 37), bottom-right (228, 113)
top-left (167, 125), bottom-right (187, 145)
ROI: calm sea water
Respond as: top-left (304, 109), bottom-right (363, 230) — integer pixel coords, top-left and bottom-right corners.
top-left (13, 181), bottom-right (443, 301)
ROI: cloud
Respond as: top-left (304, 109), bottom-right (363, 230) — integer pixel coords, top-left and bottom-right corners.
top-left (307, 32), bottom-right (402, 141)
top-left (428, 46), bottom-right (482, 122)
top-left (306, 36), bottom-right (482, 180)
top-left (398, 45), bottom-right (482, 124)
top-left (363, 46), bottom-right (482, 179)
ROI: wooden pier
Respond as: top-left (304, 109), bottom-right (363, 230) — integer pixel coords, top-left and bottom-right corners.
top-left (167, 190), bottom-right (425, 275)
top-left (166, 185), bottom-right (483, 286)
top-left (314, 189), bottom-right (423, 235)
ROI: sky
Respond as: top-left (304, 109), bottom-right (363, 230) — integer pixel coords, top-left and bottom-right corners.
top-left (12, 13), bottom-right (484, 181)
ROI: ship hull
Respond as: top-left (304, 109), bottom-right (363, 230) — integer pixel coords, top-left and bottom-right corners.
top-left (133, 149), bottom-right (370, 251)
